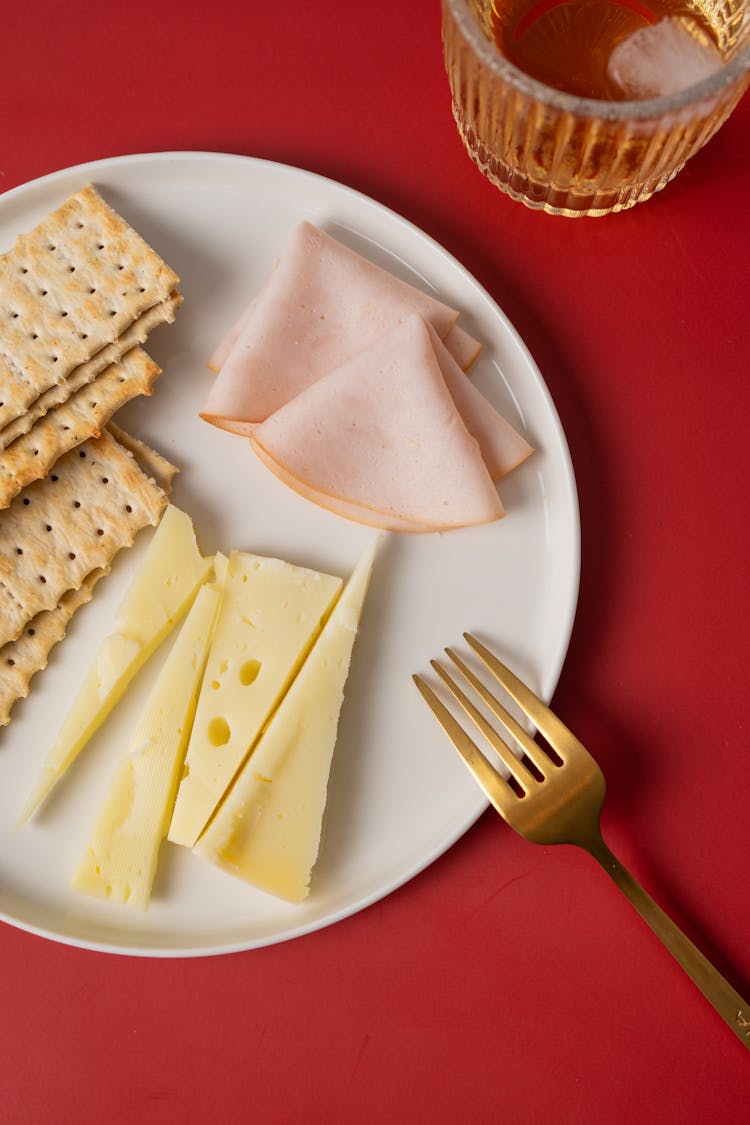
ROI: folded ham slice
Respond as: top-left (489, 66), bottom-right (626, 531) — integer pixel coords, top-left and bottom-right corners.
top-left (250, 315), bottom-right (505, 531)
top-left (208, 299), bottom-right (482, 377)
top-left (424, 323), bottom-right (533, 480)
top-left (442, 323), bottom-right (482, 371)
top-left (202, 221), bottom-right (473, 432)
top-left (251, 442), bottom-right (434, 532)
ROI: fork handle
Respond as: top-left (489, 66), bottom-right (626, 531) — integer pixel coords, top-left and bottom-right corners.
top-left (586, 833), bottom-right (750, 1051)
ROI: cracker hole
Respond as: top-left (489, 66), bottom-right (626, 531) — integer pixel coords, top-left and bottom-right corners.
top-left (15, 547), bottom-right (22, 555)
top-left (6, 658), bottom-right (15, 667)
top-left (125, 504), bottom-right (132, 513)
top-left (27, 628), bottom-right (35, 637)
top-left (45, 524), bottom-right (52, 532)
top-left (68, 552), bottom-right (76, 560)
top-left (22, 498), bottom-right (30, 506)
top-left (39, 575), bottom-right (46, 584)
top-left (96, 528), bottom-right (103, 536)
top-left (73, 501), bottom-right (81, 509)
top-left (79, 450), bottom-right (86, 458)
top-left (51, 474), bottom-right (58, 481)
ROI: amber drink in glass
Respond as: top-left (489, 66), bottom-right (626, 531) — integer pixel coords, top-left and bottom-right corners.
top-left (442, 0), bottom-right (750, 215)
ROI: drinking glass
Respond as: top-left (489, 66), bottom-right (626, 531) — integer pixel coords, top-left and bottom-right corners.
top-left (441, 0), bottom-right (750, 215)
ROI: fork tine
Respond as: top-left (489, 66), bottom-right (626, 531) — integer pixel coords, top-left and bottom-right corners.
top-left (429, 660), bottom-right (537, 790)
top-left (443, 648), bottom-right (556, 780)
top-left (464, 634), bottom-right (587, 760)
top-left (413, 674), bottom-right (514, 816)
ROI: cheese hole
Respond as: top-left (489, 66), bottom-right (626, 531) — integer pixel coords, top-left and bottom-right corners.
top-left (208, 717), bottom-right (230, 747)
top-left (239, 659), bottom-right (261, 686)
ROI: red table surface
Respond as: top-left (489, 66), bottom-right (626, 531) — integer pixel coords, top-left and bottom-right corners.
top-left (1, 2), bottom-right (749, 1122)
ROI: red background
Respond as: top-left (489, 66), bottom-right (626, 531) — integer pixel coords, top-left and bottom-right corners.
top-left (1, 2), bottom-right (749, 1121)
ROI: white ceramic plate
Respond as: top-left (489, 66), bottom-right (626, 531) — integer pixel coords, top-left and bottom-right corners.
top-left (0, 152), bottom-right (579, 957)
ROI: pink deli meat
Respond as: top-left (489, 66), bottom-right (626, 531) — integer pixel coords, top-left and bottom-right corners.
top-left (202, 221), bottom-right (474, 431)
top-left (425, 323), bottom-right (533, 480)
top-left (208, 306), bottom-right (482, 376)
top-left (251, 442), bottom-right (433, 532)
top-left (250, 315), bottom-right (506, 531)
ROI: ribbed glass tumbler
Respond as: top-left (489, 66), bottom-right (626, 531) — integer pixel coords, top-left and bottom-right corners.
top-left (442, 0), bottom-right (750, 216)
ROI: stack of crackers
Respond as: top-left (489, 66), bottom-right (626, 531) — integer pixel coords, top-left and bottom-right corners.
top-left (0, 185), bottom-right (182, 725)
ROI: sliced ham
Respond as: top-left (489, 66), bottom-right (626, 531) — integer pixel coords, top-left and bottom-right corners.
top-left (425, 323), bottom-right (534, 480)
top-left (250, 315), bottom-right (505, 531)
top-left (202, 221), bottom-right (470, 431)
top-left (208, 297), bottom-right (482, 378)
top-left (207, 294), bottom-right (260, 374)
top-left (252, 442), bottom-right (434, 532)
top-left (442, 323), bottom-right (482, 371)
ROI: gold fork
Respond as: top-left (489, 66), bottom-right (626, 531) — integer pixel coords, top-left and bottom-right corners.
top-left (414, 633), bottom-right (750, 1051)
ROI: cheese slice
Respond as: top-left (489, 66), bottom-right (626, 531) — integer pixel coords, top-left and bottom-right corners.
top-left (71, 580), bottom-right (222, 910)
top-left (19, 505), bottom-right (213, 823)
top-left (167, 551), bottom-right (343, 847)
top-left (195, 540), bottom-right (376, 902)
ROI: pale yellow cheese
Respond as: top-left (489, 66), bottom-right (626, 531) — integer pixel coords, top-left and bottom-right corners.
top-left (19, 505), bottom-right (213, 823)
top-left (194, 540), bottom-right (377, 902)
top-left (71, 581), bottom-right (222, 910)
top-left (167, 552), bottom-right (343, 848)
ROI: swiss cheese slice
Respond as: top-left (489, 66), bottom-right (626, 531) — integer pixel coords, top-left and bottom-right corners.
top-left (71, 580), bottom-right (222, 910)
top-left (19, 505), bottom-right (213, 823)
top-left (195, 540), bottom-right (376, 902)
top-left (167, 552), bottom-right (343, 848)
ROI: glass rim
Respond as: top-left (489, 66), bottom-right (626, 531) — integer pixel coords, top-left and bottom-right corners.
top-left (443, 0), bottom-right (750, 120)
